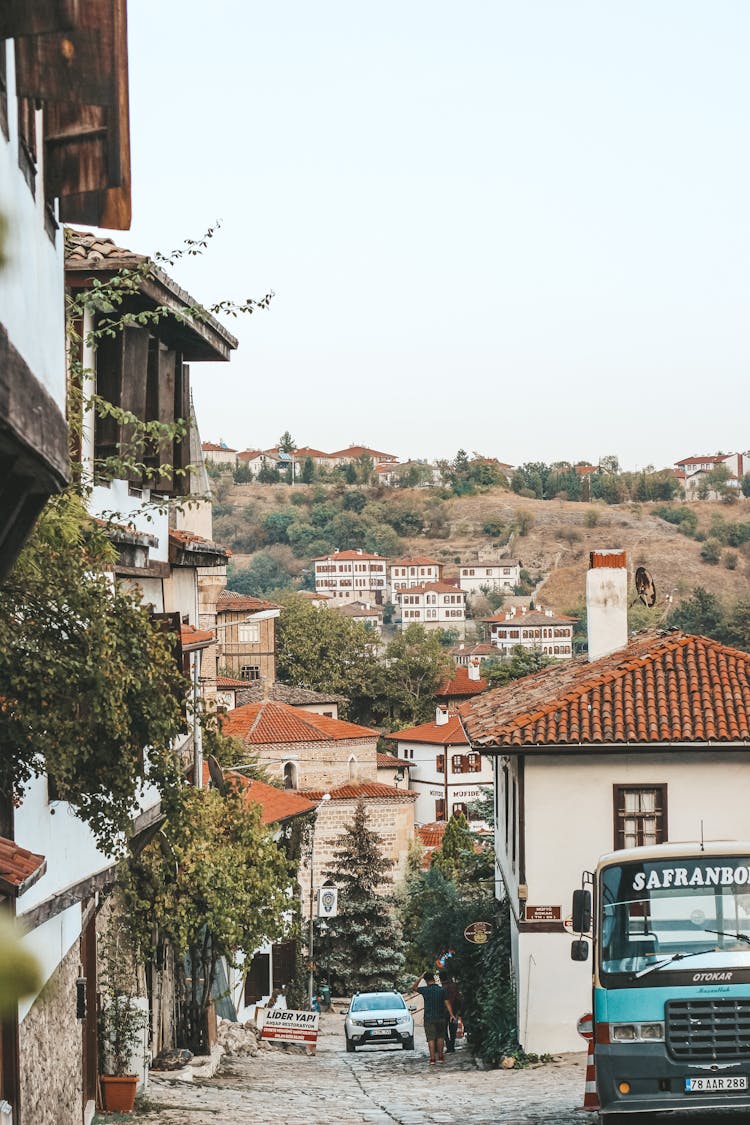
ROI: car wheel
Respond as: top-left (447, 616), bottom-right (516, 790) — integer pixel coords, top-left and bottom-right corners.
top-left (402, 1036), bottom-right (414, 1050)
top-left (346, 1036), bottom-right (356, 1053)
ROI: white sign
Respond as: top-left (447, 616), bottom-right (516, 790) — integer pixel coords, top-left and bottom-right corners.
top-left (317, 886), bottom-right (338, 918)
top-left (260, 1008), bottom-right (320, 1045)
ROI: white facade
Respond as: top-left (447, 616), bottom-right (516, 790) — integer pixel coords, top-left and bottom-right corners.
top-left (313, 550), bottom-right (388, 604)
top-left (459, 561), bottom-right (520, 595)
top-left (486, 607), bottom-right (575, 659)
top-left (389, 558), bottom-right (443, 596)
top-left (391, 712), bottom-right (493, 824)
top-left (201, 443), bottom-right (238, 467)
top-left (396, 583), bottom-right (466, 633)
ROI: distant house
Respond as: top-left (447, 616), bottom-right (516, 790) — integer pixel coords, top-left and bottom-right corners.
top-left (484, 606), bottom-right (576, 660)
top-left (389, 556), bottom-right (444, 597)
top-left (459, 561), bottom-right (521, 596)
top-left (216, 590), bottom-right (280, 682)
top-left (313, 549), bottom-right (388, 604)
top-left (674, 452), bottom-right (746, 498)
top-left (434, 663), bottom-right (488, 710)
top-left (334, 600), bottom-right (384, 635)
top-left (201, 441), bottom-right (238, 467)
top-left (375, 460), bottom-right (441, 487)
top-left (236, 449), bottom-right (267, 475)
top-left (451, 642), bottom-right (496, 668)
top-left (395, 582), bottom-right (466, 634)
top-left (294, 446), bottom-right (334, 471)
top-left (328, 444), bottom-right (398, 467)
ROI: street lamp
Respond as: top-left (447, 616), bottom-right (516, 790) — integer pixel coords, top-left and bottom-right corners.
top-left (308, 793), bottom-right (331, 1009)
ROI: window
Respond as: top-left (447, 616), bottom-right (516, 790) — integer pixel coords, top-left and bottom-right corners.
top-left (240, 665), bottom-right (260, 681)
top-left (452, 802), bottom-right (467, 818)
top-left (451, 754), bottom-right (464, 774)
top-left (238, 622), bottom-right (261, 644)
top-left (17, 96), bottom-right (37, 193)
top-left (435, 798), bottom-right (446, 821)
top-left (466, 753), bottom-right (481, 773)
top-left (436, 754), bottom-right (445, 773)
top-left (614, 785), bottom-right (667, 850)
top-left (283, 762), bottom-right (297, 789)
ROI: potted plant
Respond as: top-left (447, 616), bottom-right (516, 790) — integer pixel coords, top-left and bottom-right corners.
top-left (98, 930), bottom-right (148, 1113)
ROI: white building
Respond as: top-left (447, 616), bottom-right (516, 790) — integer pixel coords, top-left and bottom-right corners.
top-left (463, 550), bottom-right (750, 1054)
top-left (313, 549), bottom-right (388, 604)
top-left (389, 556), bottom-right (443, 597)
top-left (388, 708), bottom-right (493, 824)
top-left (201, 441), bottom-right (238, 467)
top-left (484, 606), bottom-right (576, 659)
top-left (674, 452), bottom-right (748, 499)
top-left (396, 582), bottom-right (466, 633)
top-left (459, 561), bottom-right (521, 595)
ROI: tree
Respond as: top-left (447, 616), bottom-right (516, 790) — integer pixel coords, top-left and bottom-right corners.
top-left (121, 784), bottom-right (291, 1050)
top-left (0, 493), bottom-right (186, 853)
top-left (318, 800), bottom-right (406, 994)
top-left (430, 813), bottom-right (476, 881)
top-left (669, 587), bottom-right (724, 638)
top-left (742, 473), bottom-right (750, 499)
top-left (227, 554), bottom-right (292, 596)
top-left (278, 431), bottom-right (297, 454)
top-left (275, 593), bottom-right (379, 721)
top-left (376, 624), bottom-right (453, 729)
top-left (300, 457), bottom-right (314, 484)
top-left (483, 647), bottom-right (552, 688)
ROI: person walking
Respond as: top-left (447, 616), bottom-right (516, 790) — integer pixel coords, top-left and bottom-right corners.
top-left (413, 971), bottom-right (454, 1063)
top-left (438, 970), bottom-right (460, 1052)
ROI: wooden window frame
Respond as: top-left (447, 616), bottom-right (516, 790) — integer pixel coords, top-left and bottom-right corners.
top-left (451, 754), bottom-right (464, 774)
top-left (435, 798), bottom-right (446, 821)
top-left (435, 754), bottom-right (445, 774)
top-left (613, 784), bottom-right (668, 851)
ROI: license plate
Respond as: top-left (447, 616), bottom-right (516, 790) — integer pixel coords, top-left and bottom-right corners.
top-left (685, 1076), bottom-right (748, 1093)
top-left (370, 1028), bottom-right (392, 1036)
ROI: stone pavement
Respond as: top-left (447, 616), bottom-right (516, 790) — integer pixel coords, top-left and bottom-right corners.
top-left (128, 1011), bottom-right (593, 1124)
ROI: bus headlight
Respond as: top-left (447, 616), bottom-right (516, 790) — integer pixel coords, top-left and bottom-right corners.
top-left (611, 1022), bottom-right (664, 1042)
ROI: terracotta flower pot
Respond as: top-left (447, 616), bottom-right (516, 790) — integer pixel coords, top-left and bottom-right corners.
top-left (100, 1074), bottom-right (138, 1113)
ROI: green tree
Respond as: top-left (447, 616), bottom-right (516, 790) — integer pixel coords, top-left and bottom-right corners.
top-left (483, 647), bottom-right (552, 688)
top-left (261, 508), bottom-right (297, 545)
top-left (669, 587), bottom-right (724, 638)
top-left (275, 593), bottom-right (379, 721)
top-left (376, 624), bottom-right (453, 729)
top-left (121, 784), bottom-right (291, 1050)
top-left (742, 473), bottom-right (750, 499)
top-left (431, 813), bottom-right (476, 881)
top-left (319, 799), bottom-right (406, 994)
top-left (300, 457), bottom-right (315, 484)
top-left (228, 554), bottom-right (292, 596)
top-left (278, 430), bottom-right (297, 454)
top-left (0, 493), bottom-right (186, 853)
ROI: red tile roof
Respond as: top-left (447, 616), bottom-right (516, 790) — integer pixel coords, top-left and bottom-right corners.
top-left (221, 700), bottom-right (378, 744)
top-left (230, 773), bottom-right (319, 824)
top-left (217, 590), bottom-right (281, 612)
top-left (180, 624), bottom-right (215, 650)
top-left (0, 838), bottom-right (46, 896)
top-left (237, 449), bottom-right (264, 461)
top-left (303, 781), bottom-right (416, 801)
top-left (463, 632), bottom-right (750, 749)
top-left (313, 549), bottom-right (387, 562)
top-left (398, 582), bottom-right (464, 596)
top-left (435, 666), bottom-right (488, 699)
top-left (216, 675), bottom-right (250, 689)
top-left (417, 822), bottom-right (447, 849)
top-left (295, 446), bottom-right (331, 459)
top-left (202, 442), bottom-right (237, 453)
top-left (387, 713), bottom-right (468, 746)
top-left (391, 556), bottom-right (442, 568)
top-left (329, 445), bottom-right (397, 461)
top-left (169, 529), bottom-right (229, 559)
top-left (675, 454), bottom-right (726, 467)
top-left (483, 607), bottom-right (576, 626)
top-left (377, 751), bottom-right (405, 769)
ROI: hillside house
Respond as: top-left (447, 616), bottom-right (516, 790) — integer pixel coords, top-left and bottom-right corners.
top-left (463, 550), bottom-right (750, 1055)
top-left (674, 452), bottom-right (746, 499)
top-left (396, 582), bottom-right (466, 634)
top-left (215, 589), bottom-right (280, 682)
top-left (334, 600), bottom-right (384, 636)
top-left (313, 549), bottom-right (388, 604)
top-left (451, 642), bottom-right (496, 668)
top-left (484, 606), bottom-right (576, 659)
top-left (327, 444), bottom-right (398, 467)
top-left (217, 680), bottom-right (345, 718)
top-left (389, 556), bottom-right (444, 596)
top-left (435, 662), bottom-right (488, 710)
top-left (236, 448), bottom-right (267, 475)
top-left (459, 561), bottom-right (521, 596)
top-left (201, 441), bottom-right (238, 467)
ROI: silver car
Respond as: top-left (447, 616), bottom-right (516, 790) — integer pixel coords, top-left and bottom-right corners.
top-left (344, 990), bottom-right (415, 1051)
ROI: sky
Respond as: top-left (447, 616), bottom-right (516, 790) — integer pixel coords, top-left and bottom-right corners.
top-left (122, 1), bottom-right (750, 470)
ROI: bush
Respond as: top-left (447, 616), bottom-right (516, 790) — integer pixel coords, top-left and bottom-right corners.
top-left (584, 509), bottom-right (599, 528)
top-left (700, 538), bottom-right (722, 565)
top-left (483, 518), bottom-right (506, 538)
top-left (725, 551), bottom-right (738, 570)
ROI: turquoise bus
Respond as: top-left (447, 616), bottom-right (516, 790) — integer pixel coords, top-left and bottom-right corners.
top-left (571, 840), bottom-right (750, 1119)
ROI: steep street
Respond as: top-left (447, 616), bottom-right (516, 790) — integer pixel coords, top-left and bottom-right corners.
top-left (133, 1012), bottom-right (589, 1125)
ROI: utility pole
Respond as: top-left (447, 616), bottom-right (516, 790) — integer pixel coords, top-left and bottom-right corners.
top-left (307, 795), bottom-right (330, 1009)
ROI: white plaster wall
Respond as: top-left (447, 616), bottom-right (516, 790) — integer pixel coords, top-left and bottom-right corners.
top-left (118, 576), bottom-right (165, 612)
top-left (18, 904), bottom-right (83, 1022)
top-left (164, 567), bottom-right (199, 623)
top-left (89, 480), bottom-right (170, 563)
top-left (0, 44), bottom-right (66, 407)
top-left (515, 751), bottom-right (750, 1053)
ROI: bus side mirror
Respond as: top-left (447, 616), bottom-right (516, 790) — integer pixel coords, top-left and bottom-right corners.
top-left (571, 940), bottom-right (589, 962)
top-left (572, 888), bottom-right (591, 933)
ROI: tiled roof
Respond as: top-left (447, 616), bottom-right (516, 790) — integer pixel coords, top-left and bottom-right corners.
top-left (302, 781), bottom-right (416, 801)
top-left (675, 454), bottom-right (726, 467)
top-left (202, 442), bottom-right (237, 453)
top-left (217, 590), bottom-right (280, 612)
top-left (450, 643), bottom-right (495, 658)
top-left (484, 607), bottom-right (576, 626)
top-left (313, 550), bottom-right (387, 562)
top-left (0, 837), bottom-right (46, 896)
top-left (417, 822), bottom-right (447, 849)
top-left (435, 666), bottom-right (488, 698)
top-left (329, 445), bottom-right (397, 460)
top-left (216, 675), bottom-right (249, 689)
top-left (222, 700), bottom-right (378, 744)
top-left (391, 556), bottom-right (441, 568)
top-left (237, 449), bottom-right (264, 461)
top-left (230, 773), bottom-right (318, 824)
top-left (387, 713), bottom-right (468, 746)
top-left (398, 582), bottom-right (464, 596)
top-left (335, 603), bottom-right (382, 618)
top-left (180, 624), bottom-right (215, 651)
top-left (234, 683), bottom-right (347, 706)
top-left (169, 529), bottom-right (229, 560)
top-left (295, 446), bottom-right (331, 459)
top-left (463, 632), bottom-right (750, 749)
top-left (65, 230), bottom-right (145, 267)
top-left (377, 751), bottom-right (405, 769)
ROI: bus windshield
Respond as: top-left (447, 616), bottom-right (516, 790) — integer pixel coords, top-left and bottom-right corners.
top-left (600, 855), bottom-right (750, 978)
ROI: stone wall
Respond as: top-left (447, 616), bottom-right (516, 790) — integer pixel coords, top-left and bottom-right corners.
top-left (257, 736), bottom-right (378, 790)
top-left (19, 932), bottom-right (83, 1125)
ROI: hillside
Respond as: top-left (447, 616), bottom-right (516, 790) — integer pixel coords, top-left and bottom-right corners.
top-left (213, 480), bottom-right (750, 616)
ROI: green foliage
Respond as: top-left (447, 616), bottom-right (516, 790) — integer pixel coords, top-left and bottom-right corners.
top-left (652, 505), bottom-right (698, 536)
top-left (377, 625), bottom-right (453, 729)
top-left (121, 785), bottom-right (291, 1049)
top-left (227, 555), bottom-right (293, 597)
top-left (483, 647), bottom-right (552, 688)
top-left (278, 431), bottom-right (297, 454)
top-left (700, 537), bottom-right (722, 565)
top-left (742, 474), bottom-right (750, 499)
top-left (319, 800), bottom-right (406, 993)
top-left (233, 462), bottom-right (253, 484)
top-left (0, 493), bottom-right (185, 853)
top-left (98, 916), bottom-right (148, 1076)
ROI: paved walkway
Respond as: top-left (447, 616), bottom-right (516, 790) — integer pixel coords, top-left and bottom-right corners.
top-left (128, 1011), bottom-right (592, 1124)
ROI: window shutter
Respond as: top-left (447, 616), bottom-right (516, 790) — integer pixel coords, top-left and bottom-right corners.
top-left (172, 362), bottom-right (191, 495)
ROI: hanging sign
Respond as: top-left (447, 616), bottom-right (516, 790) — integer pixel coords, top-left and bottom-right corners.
top-left (524, 905), bottom-right (562, 923)
top-left (464, 921), bottom-right (493, 945)
top-left (260, 1008), bottom-right (319, 1045)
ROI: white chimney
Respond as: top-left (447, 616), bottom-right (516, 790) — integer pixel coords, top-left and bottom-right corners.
top-left (468, 659), bottom-right (480, 682)
top-left (586, 550), bottom-right (628, 662)
top-left (435, 706), bottom-right (449, 726)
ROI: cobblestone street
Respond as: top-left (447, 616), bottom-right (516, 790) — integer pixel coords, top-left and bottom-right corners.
top-left (129, 1012), bottom-right (591, 1125)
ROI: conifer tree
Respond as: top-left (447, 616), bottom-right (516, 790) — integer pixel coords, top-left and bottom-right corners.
top-left (318, 799), bottom-right (406, 994)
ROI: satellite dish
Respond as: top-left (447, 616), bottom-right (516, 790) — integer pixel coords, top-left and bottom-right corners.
top-left (207, 754), bottom-right (228, 792)
top-left (635, 567), bottom-right (656, 608)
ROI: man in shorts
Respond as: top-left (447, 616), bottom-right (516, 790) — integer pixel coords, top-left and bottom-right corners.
top-left (413, 971), bottom-right (454, 1063)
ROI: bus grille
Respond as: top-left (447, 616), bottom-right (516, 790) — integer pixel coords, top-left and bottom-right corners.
top-left (666, 998), bottom-right (750, 1061)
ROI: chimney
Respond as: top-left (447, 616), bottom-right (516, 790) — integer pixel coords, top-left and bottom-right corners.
top-left (586, 550), bottom-right (628, 662)
top-left (435, 706), bottom-right (449, 726)
top-left (468, 659), bottom-right (480, 682)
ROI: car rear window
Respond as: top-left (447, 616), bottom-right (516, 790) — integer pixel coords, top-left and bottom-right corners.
top-left (351, 993), bottom-right (405, 1012)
